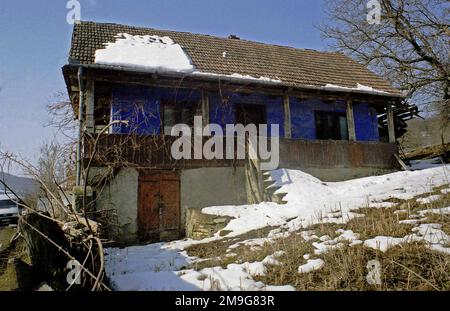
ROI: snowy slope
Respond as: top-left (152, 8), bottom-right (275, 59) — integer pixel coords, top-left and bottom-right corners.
top-left (105, 166), bottom-right (450, 291)
top-left (203, 165), bottom-right (450, 236)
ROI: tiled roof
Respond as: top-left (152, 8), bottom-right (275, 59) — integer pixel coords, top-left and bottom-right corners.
top-left (68, 21), bottom-right (402, 96)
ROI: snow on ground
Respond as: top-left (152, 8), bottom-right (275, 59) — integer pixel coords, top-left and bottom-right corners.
top-left (177, 264), bottom-right (295, 291)
top-left (203, 165), bottom-right (450, 236)
top-left (95, 33), bottom-right (195, 73)
top-left (418, 206), bottom-right (450, 215)
top-left (417, 195), bottom-right (441, 204)
top-left (105, 165), bottom-right (450, 291)
top-left (363, 223), bottom-right (450, 254)
top-left (298, 259), bottom-right (325, 273)
top-left (409, 158), bottom-right (445, 171)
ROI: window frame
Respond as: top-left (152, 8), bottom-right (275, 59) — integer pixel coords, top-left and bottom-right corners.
top-left (314, 110), bottom-right (349, 141)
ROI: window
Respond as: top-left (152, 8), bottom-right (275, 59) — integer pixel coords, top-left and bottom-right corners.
top-left (315, 111), bottom-right (349, 140)
top-left (94, 83), bottom-right (113, 127)
top-left (162, 100), bottom-right (201, 135)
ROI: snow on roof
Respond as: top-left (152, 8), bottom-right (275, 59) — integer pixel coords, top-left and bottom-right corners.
top-left (191, 71), bottom-right (283, 84)
top-left (323, 83), bottom-right (391, 95)
top-left (95, 33), bottom-right (195, 73)
top-left (94, 33), bottom-right (283, 84)
top-left (71, 22), bottom-right (404, 96)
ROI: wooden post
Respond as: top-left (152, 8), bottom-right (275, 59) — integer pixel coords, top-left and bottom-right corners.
top-left (346, 99), bottom-right (356, 141)
top-left (283, 94), bottom-right (292, 139)
top-left (387, 104), bottom-right (396, 143)
top-left (85, 80), bottom-right (95, 133)
top-left (201, 90), bottom-right (210, 127)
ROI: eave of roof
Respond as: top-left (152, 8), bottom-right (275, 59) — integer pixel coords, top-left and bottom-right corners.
top-left (65, 21), bottom-right (405, 99)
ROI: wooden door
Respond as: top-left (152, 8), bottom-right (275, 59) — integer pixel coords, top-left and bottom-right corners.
top-left (138, 171), bottom-right (180, 241)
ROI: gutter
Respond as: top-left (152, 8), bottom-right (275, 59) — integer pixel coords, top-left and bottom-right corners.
top-left (64, 62), bottom-right (405, 99)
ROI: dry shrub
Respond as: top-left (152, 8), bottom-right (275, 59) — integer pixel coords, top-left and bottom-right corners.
top-left (345, 207), bottom-right (413, 240)
top-left (257, 242), bottom-right (449, 291)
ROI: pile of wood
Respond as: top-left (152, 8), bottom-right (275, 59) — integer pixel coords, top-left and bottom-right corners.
top-left (403, 143), bottom-right (450, 161)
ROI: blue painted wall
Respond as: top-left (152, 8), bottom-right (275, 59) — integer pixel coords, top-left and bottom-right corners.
top-left (290, 98), bottom-right (347, 140)
top-left (110, 84), bottom-right (201, 134)
top-left (353, 102), bottom-right (379, 141)
top-left (290, 97), bottom-right (379, 141)
top-left (109, 85), bottom-right (379, 141)
top-left (208, 91), bottom-right (284, 137)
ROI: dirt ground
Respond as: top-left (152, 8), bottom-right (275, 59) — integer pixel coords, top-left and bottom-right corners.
top-left (0, 226), bottom-right (16, 252)
top-left (0, 225), bottom-right (35, 291)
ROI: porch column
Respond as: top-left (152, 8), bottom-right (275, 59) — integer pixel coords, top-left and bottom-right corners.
top-left (201, 90), bottom-right (210, 127)
top-left (346, 99), bottom-right (356, 141)
top-left (85, 80), bottom-right (95, 133)
top-left (387, 104), bottom-right (396, 143)
top-left (283, 94), bottom-right (292, 139)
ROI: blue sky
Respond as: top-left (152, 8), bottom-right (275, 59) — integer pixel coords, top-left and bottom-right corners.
top-left (0, 0), bottom-right (328, 170)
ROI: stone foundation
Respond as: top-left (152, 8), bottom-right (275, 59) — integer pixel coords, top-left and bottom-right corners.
top-left (185, 208), bottom-right (231, 240)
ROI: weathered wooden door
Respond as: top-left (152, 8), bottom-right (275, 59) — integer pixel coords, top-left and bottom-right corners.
top-left (138, 171), bottom-right (180, 241)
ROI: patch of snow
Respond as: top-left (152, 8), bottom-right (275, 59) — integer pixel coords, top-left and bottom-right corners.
top-left (363, 236), bottom-right (407, 252)
top-left (369, 201), bottom-right (396, 208)
top-left (335, 229), bottom-right (360, 242)
top-left (179, 263), bottom-right (290, 291)
top-left (441, 188), bottom-right (450, 194)
top-left (319, 235), bottom-right (331, 242)
top-left (399, 218), bottom-right (427, 224)
top-left (202, 166), bottom-right (450, 237)
top-left (298, 259), bottom-right (325, 273)
top-left (243, 262), bottom-right (266, 276)
top-left (429, 244), bottom-right (450, 255)
top-left (417, 195), bottom-right (441, 204)
top-left (262, 251), bottom-right (285, 266)
top-left (409, 158), bottom-right (445, 171)
top-left (418, 206), bottom-right (450, 215)
top-left (312, 240), bottom-right (345, 255)
top-left (300, 230), bottom-right (319, 242)
top-left (411, 224), bottom-right (449, 245)
top-left (323, 83), bottom-right (390, 95)
top-left (363, 223), bottom-right (450, 254)
top-left (349, 240), bottom-right (363, 247)
top-left (191, 71), bottom-right (282, 84)
top-left (95, 33), bottom-right (194, 73)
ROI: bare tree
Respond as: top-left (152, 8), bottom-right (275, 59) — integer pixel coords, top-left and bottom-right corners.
top-left (47, 91), bottom-right (77, 141)
top-left (321, 0), bottom-right (449, 126)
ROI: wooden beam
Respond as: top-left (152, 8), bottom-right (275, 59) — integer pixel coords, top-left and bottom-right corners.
top-left (85, 80), bottom-right (95, 133)
top-left (283, 94), bottom-right (292, 139)
top-left (346, 99), bottom-right (356, 141)
top-left (387, 104), bottom-right (396, 143)
top-left (201, 90), bottom-right (210, 127)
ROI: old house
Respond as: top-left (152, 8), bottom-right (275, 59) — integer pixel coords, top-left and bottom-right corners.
top-left (63, 21), bottom-right (409, 243)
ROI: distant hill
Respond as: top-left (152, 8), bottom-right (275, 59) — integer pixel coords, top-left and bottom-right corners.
top-left (401, 116), bottom-right (450, 151)
top-left (0, 172), bottom-right (38, 197)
